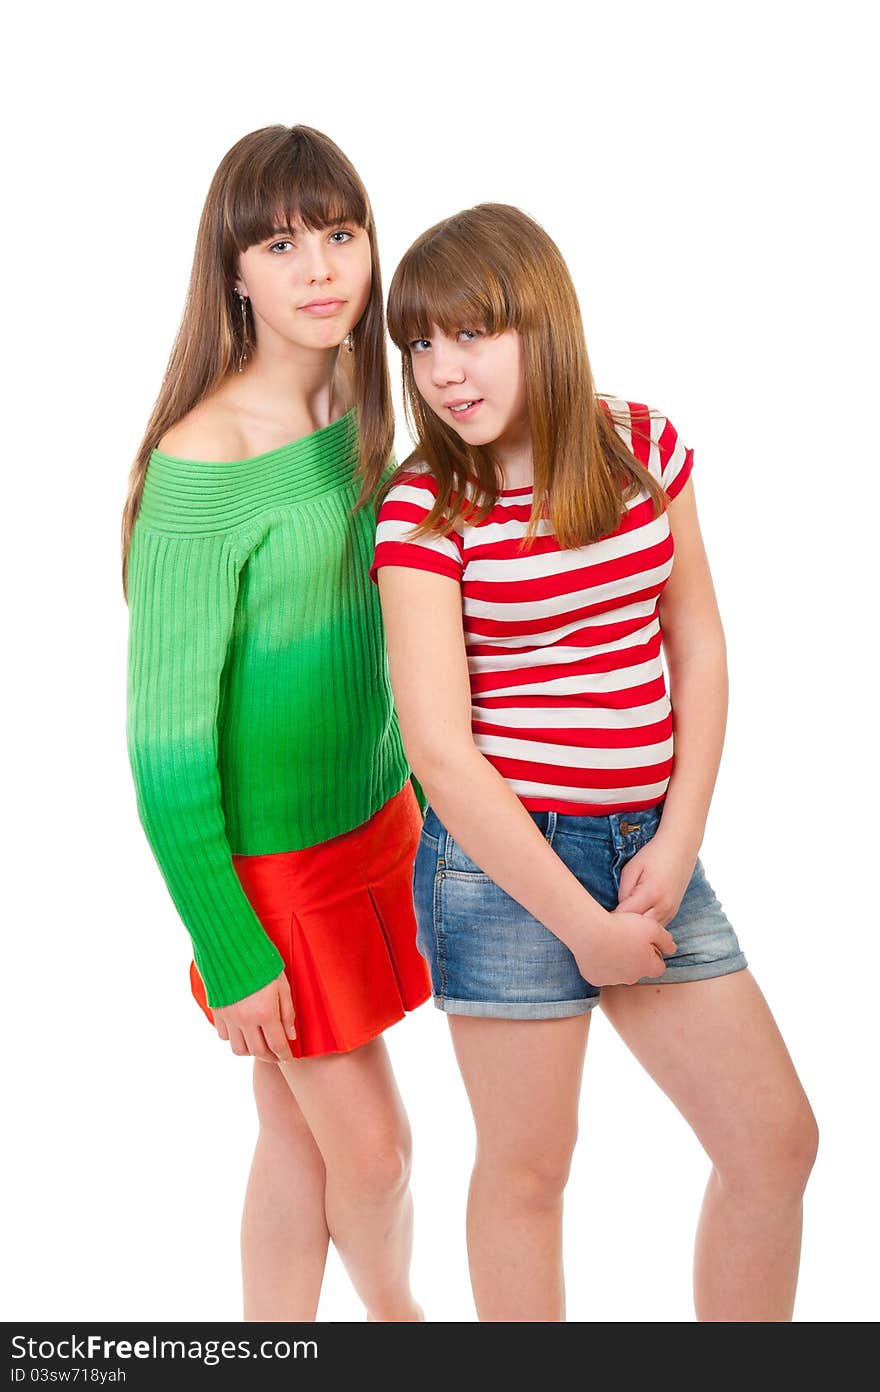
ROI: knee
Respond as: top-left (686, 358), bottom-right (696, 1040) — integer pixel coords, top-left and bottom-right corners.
top-left (477, 1127), bottom-right (578, 1211)
top-left (785, 1105), bottom-right (820, 1193)
top-left (337, 1126), bottom-right (413, 1206)
top-left (719, 1099), bottom-right (819, 1200)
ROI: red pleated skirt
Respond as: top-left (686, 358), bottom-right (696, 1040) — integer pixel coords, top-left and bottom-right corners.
top-left (189, 780), bottom-right (432, 1058)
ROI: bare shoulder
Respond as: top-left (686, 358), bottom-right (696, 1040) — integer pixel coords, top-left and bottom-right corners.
top-left (156, 397), bottom-right (247, 462)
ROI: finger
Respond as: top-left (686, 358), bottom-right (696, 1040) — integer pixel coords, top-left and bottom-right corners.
top-left (617, 885), bottom-right (656, 914)
top-left (643, 949), bottom-right (668, 978)
top-left (643, 904), bottom-right (669, 925)
top-left (244, 1026), bottom-right (277, 1064)
top-left (658, 926), bottom-right (678, 955)
top-left (617, 863), bottom-right (644, 900)
top-left (214, 1014), bottom-right (230, 1042)
top-left (228, 1025), bottom-right (249, 1057)
top-left (649, 925), bottom-right (677, 956)
top-left (278, 977), bottom-right (297, 1041)
top-left (263, 1019), bottom-right (295, 1062)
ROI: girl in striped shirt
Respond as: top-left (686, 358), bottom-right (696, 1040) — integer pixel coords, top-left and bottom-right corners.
top-left (371, 203), bottom-right (817, 1321)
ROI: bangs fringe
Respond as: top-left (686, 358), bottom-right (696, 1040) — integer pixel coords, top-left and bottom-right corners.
top-left (225, 131), bottom-right (369, 252)
top-left (387, 230), bottom-right (515, 347)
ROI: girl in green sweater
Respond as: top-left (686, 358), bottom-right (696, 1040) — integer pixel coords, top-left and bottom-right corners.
top-left (123, 125), bottom-right (429, 1321)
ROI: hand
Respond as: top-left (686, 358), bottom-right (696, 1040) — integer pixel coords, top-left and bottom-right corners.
top-left (574, 910), bottom-right (677, 986)
top-left (615, 835), bottom-right (697, 928)
top-left (212, 970), bottom-right (297, 1062)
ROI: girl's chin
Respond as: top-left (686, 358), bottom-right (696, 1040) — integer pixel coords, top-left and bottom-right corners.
top-left (441, 411), bottom-right (498, 445)
top-left (455, 434), bottom-right (496, 449)
top-left (283, 330), bottom-right (353, 354)
top-left (450, 424), bottom-right (499, 446)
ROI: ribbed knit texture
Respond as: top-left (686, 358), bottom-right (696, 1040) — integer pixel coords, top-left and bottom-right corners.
top-left (126, 408), bottom-right (414, 1008)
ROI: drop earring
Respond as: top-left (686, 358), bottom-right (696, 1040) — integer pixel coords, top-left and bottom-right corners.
top-left (343, 331), bottom-right (354, 354)
top-left (235, 290), bottom-right (250, 373)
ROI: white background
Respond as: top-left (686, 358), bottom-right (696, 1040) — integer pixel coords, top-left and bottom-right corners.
top-left (4, 0), bottom-right (877, 1324)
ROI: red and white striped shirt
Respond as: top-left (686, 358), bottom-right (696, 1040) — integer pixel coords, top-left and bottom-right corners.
top-left (370, 397), bottom-right (694, 815)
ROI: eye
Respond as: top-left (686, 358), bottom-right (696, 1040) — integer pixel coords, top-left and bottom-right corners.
top-left (269, 239), bottom-right (294, 253)
top-left (409, 339), bottom-right (431, 353)
top-left (458, 329), bottom-right (482, 342)
top-left (329, 229), bottom-right (354, 243)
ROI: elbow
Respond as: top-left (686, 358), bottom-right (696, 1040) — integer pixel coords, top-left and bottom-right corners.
top-left (666, 621), bottom-right (728, 674)
top-left (667, 638), bottom-right (728, 693)
top-left (126, 726), bottom-right (214, 801)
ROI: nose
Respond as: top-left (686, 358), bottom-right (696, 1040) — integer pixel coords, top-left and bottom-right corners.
top-left (303, 238), bottom-right (333, 285)
top-left (430, 341), bottom-right (465, 387)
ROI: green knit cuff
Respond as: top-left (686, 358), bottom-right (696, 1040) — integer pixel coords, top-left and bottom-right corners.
top-left (195, 935), bottom-right (286, 1011)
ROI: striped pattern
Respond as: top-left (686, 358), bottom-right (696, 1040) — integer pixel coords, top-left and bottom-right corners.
top-left (370, 398), bottom-right (694, 815)
top-left (127, 410), bottom-right (412, 1007)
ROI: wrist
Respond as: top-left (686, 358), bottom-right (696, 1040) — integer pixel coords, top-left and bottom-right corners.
top-left (653, 823), bottom-right (702, 862)
top-left (554, 899), bottom-right (610, 951)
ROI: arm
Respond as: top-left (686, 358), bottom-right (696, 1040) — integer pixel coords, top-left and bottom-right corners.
top-left (657, 476), bottom-right (728, 857)
top-left (616, 477), bottom-right (728, 920)
top-left (377, 566), bottom-right (675, 983)
top-left (126, 524), bottom-right (286, 1010)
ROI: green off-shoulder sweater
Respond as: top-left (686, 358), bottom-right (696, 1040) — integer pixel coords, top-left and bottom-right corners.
top-left (126, 408), bottom-right (418, 1009)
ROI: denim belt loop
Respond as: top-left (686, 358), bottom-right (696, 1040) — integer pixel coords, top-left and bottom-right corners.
top-left (610, 812), bottom-right (643, 851)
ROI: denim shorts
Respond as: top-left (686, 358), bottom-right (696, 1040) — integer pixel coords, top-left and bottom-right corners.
top-left (412, 800), bottom-right (748, 1019)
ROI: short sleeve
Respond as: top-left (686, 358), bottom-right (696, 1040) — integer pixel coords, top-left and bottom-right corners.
top-left (654, 411), bottom-right (694, 500)
top-left (370, 471), bottom-right (464, 584)
top-left (605, 398), bottom-right (694, 501)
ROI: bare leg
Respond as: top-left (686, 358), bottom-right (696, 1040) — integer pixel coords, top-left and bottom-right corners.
top-left (600, 970), bottom-right (818, 1321)
top-left (448, 1014), bottom-right (591, 1321)
top-left (278, 1037), bottom-right (422, 1322)
top-left (241, 1059), bottom-right (329, 1321)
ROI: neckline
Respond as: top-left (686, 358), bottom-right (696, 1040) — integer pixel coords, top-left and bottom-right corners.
top-left (453, 469), bottom-right (534, 499)
top-left (150, 404), bottom-right (356, 468)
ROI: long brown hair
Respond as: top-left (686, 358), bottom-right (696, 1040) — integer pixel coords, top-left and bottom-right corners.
top-left (382, 202), bottom-right (668, 549)
top-left (121, 124), bottom-right (393, 595)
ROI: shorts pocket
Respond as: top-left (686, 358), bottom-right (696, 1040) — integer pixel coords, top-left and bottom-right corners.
top-left (412, 831), bottom-right (440, 963)
top-left (444, 833), bottom-right (492, 878)
top-left (419, 804), bottom-right (442, 849)
top-left (444, 811), bottom-right (555, 878)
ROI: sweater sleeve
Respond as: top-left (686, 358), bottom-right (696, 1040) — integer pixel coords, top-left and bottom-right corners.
top-left (125, 523), bottom-right (285, 1009)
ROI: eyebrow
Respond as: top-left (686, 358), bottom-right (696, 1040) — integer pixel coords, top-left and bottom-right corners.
top-left (264, 218), bottom-right (352, 240)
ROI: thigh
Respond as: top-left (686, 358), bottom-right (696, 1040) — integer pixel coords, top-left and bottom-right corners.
top-left (277, 1036), bottom-right (411, 1170)
top-left (448, 1015), bottom-right (591, 1162)
top-left (253, 1057), bottom-right (316, 1137)
top-left (599, 970), bottom-right (815, 1174)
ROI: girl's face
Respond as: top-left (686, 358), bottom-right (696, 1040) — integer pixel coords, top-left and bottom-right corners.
top-left (408, 325), bottom-right (529, 451)
top-left (235, 217), bottom-right (372, 354)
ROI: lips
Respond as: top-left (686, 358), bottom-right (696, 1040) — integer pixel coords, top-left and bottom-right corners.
top-left (446, 399), bottom-right (484, 420)
top-left (298, 298), bottom-right (346, 317)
